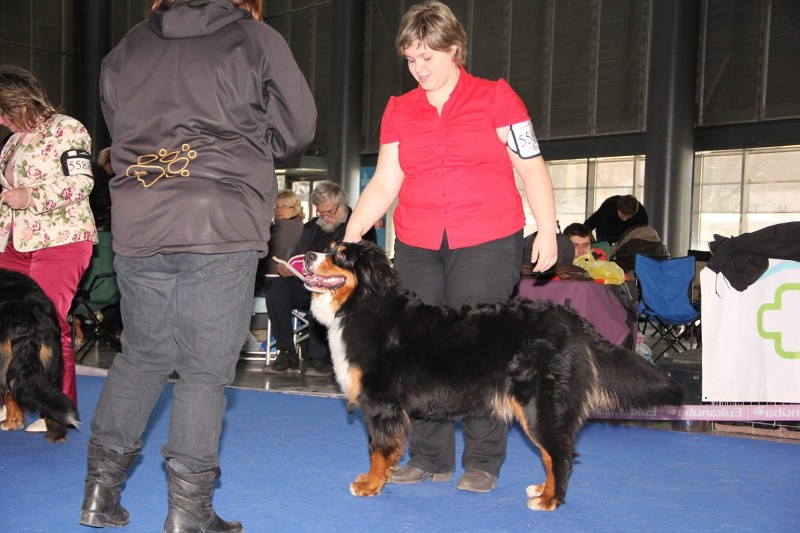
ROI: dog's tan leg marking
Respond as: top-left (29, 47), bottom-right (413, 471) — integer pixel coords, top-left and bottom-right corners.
top-left (39, 344), bottom-right (54, 369)
top-left (346, 366), bottom-right (362, 408)
top-left (512, 400), bottom-right (559, 511)
top-left (350, 447), bottom-right (404, 497)
top-left (2, 393), bottom-right (25, 431)
top-left (0, 340), bottom-right (12, 382)
top-left (74, 320), bottom-right (85, 347)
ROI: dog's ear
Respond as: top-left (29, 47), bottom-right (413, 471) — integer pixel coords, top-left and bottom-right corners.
top-left (352, 241), bottom-right (398, 296)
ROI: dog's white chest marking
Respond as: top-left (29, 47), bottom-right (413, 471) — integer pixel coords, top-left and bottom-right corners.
top-left (327, 317), bottom-right (352, 395)
top-left (310, 293), bottom-right (335, 325)
top-left (310, 296), bottom-right (352, 395)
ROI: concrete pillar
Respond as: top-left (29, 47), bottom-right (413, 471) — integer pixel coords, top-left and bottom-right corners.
top-left (327, 0), bottom-right (365, 203)
top-left (644, 0), bottom-right (700, 257)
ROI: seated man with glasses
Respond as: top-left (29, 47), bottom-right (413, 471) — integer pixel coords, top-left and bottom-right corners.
top-left (263, 180), bottom-right (377, 376)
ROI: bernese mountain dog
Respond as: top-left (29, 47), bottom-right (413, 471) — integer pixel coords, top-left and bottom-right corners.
top-left (0, 268), bottom-right (80, 442)
top-left (303, 241), bottom-right (683, 511)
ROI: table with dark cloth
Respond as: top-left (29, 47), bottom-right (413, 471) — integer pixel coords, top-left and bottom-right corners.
top-left (515, 278), bottom-right (632, 346)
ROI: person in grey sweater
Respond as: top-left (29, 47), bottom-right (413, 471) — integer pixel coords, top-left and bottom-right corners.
top-left (81, 1), bottom-right (316, 531)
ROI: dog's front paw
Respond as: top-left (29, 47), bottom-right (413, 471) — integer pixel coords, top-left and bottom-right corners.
top-left (350, 474), bottom-right (384, 497)
top-left (525, 483), bottom-right (544, 497)
top-left (527, 494), bottom-right (561, 511)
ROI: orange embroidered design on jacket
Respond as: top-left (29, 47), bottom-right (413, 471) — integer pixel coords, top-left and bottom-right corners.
top-left (127, 144), bottom-right (197, 187)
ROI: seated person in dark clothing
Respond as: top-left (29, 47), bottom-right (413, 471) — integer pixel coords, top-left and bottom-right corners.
top-left (563, 222), bottom-right (607, 260)
top-left (263, 180), bottom-right (377, 376)
top-left (245, 190), bottom-right (306, 353)
top-left (254, 189), bottom-right (305, 295)
top-left (585, 194), bottom-right (648, 244)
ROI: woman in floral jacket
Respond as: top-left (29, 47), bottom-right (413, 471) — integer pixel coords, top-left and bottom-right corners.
top-left (0, 65), bottom-right (97, 418)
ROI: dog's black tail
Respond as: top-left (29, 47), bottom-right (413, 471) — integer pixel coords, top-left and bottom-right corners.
top-left (591, 340), bottom-right (684, 412)
top-left (10, 336), bottom-right (81, 429)
top-left (13, 374), bottom-right (81, 429)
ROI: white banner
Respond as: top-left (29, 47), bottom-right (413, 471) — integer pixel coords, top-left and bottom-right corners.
top-left (701, 260), bottom-right (800, 402)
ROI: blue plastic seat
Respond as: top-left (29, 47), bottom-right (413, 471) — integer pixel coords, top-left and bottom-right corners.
top-left (635, 254), bottom-right (701, 362)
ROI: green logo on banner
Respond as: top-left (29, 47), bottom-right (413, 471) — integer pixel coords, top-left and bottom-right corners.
top-left (758, 283), bottom-right (800, 359)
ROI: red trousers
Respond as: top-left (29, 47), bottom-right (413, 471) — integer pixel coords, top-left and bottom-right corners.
top-left (0, 238), bottom-right (93, 405)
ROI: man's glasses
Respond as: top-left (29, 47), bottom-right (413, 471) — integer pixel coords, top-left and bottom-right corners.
top-left (317, 205), bottom-right (340, 218)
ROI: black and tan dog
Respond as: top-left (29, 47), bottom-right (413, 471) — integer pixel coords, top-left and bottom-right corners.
top-left (0, 268), bottom-right (80, 442)
top-left (303, 241), bottom-right (682, 511)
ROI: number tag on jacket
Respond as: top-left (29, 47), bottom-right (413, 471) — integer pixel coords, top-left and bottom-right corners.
top-left (60, 149), bottom-right (92, 176)
top-left (507, 120), bottom-right (541, 159)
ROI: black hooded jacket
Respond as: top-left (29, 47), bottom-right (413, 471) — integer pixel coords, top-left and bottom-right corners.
top-left (100, 0), bottom-right (316, 256)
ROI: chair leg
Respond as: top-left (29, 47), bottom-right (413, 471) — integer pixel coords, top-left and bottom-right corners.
top-left (73, 306), bottom-right (121, 362)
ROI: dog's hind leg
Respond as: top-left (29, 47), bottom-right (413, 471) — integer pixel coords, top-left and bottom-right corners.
top-left (512, 400), bottom-right (575, 511)
top-left (44, 418), bottom-right (69, 443)
top-left (1, 393), bottom-right (25, 431)
top-left (350, 403), bottom-right (410, 497)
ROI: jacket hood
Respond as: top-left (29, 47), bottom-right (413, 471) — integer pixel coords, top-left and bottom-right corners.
top-left (150, 0), bottom-right (250, 39)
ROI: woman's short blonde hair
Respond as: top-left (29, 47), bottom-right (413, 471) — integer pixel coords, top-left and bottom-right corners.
top-left (276, 189), bottom-right (304, 219)
top-left (0, 65), bottom-right (57, 131)
top-left (395, 0), bottom-right (467, 66)
top-left (149, 0), bottom-right (263, 21)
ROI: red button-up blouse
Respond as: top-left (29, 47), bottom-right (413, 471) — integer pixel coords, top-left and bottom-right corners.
top-left (380, 67), bottom-right (533, 250)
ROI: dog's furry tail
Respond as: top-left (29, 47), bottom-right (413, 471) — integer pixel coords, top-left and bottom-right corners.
top-left (12, 374), bottom-right (81, 429)
top-left (10, 335), bottom-right (80, 429)
top-left (591, 341), bottom-right (684, 412)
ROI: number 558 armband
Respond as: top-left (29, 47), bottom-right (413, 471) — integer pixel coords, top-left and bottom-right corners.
top-left (506, 120), bottom-right (541, 159)
top-left (60, 148), bottom-right (93, 177)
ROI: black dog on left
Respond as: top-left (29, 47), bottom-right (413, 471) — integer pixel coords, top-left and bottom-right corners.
top-left (0, 268), bottom-right (80, 442)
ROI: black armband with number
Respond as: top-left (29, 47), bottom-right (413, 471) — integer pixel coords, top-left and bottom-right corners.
top-left (60, 149), bottom-right (93, 177)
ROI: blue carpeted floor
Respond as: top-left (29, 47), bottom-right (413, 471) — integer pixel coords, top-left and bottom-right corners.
top-left (1, 375), bottom-right (798, 533)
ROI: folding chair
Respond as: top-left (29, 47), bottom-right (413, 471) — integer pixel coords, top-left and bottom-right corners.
top-left (634, 254), bottom-right (701, 363)
top-left (242, 297), bottom-right (309, 365)
top-left (70, 231), bottom-right (122, 361)
top-left (243, 255), bottom-right (311, 367)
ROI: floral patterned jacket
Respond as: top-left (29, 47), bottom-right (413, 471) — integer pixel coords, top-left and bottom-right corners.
top-left (0, 114), bottom-right (97, 252)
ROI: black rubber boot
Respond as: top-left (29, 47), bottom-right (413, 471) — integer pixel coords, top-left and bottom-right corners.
top-left (163, 464), bottom-right (243, 533)
top-left (80, 442), bottom-right (138, 528)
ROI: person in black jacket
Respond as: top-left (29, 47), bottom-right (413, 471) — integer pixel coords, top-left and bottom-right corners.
top-left (81, 2), bottom-right (316, 531)
top-left (585, 194), bottom-right (648, 244)
top-left (264, 181), bottom-right (377, 376)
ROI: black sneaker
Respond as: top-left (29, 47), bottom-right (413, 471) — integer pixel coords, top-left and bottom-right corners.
top-left (264, 349), bottom-right (299, 374)
top-left (304, 358), bottom-right (333, 377)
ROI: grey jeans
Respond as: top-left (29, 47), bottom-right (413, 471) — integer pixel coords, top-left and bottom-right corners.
top-left (393, 230), bottom-right (522, 477)
top-left (89, 251), bottom-right (257, 472)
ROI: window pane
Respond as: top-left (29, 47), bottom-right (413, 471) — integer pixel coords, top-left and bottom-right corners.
top-left (698, 213), bottom-right (740, 249)
top-left (748, 151), bottom-right (800, 183)
top-left (748, 183), bottom-right (800, 213)
top-left (596, 158), bottom-right (635, 187)
top-left (700, 153), bottom-right (742, 184)
top-left (544, 160), bottom-right (588, 229)
top-left (746, 213), bottom-right (800, 233)
top-left (700, 183), bottom-right (741, 213)
top-left (549, 160), bottom-right (588, 189)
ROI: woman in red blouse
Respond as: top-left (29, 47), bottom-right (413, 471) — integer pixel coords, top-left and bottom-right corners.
top-left (344, 1), bottom-right (558, 493)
